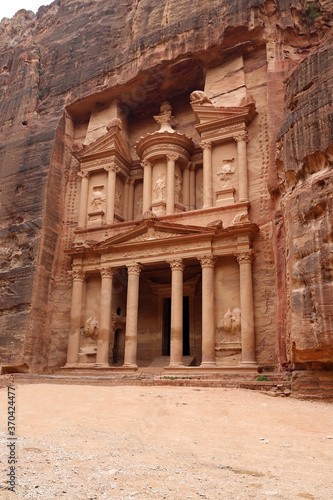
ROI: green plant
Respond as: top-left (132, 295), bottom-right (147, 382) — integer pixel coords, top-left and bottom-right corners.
top-left (38, 68), bottom-right (43, 75)
top-left (38, 90), bottom-right (43, 99)
top-left (35, 50), bottom-right (41, 57)
top-left (286, 374), bottom-right (291, 382)
top-left (306, 2), bottom-right (320, 24)
top-left (257, 375), bottom-right (269, 382)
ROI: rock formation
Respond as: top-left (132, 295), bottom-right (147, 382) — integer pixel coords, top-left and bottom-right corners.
top-left (0, 0), bottom-right (332, 396)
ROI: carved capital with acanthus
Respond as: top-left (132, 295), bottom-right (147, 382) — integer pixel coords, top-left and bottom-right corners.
top-left (200, 141), bottom-right (212, 151)
top-left (235, 250), bottom-right (254, 264)
top-left (70, 269), bottom-right (85, 282)
top-left (141, 159), bottom-right (152, 169)
top-left (166, 153), bottom-right (179, 162)
top-left (100, 267), bottom-right (114, 279)
top-left (127, 262), bottom-right (142, 276)
top-left (197, 254), bottom-right (215, 268)
top-left (168, 258), bottom-right (184, 272)
top-left (104, 164), bottom-right (120, 174)
top-left (233, 132), bottom-right (249, 143)
top-left (78, 171), bottom-right (90, 179)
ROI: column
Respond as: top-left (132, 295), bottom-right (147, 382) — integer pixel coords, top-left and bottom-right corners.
top-left (236, 250), bottom-right (256, 364)
top-left (199, 255), bottom-right (216, 367)
top-left (200, 141), bottom-right (213, 209)
top-left (123, 263), bottom-right (141, 368)
top-left (105, 164), bottom-right (119, 224)
top-left (123, 178), bottom-right (130, 221)
top-left (169, 259), bottom-right (184, 367)
top-left (66, 269), bottom-right (85, 366)
top-left (77, 171), bottom-right (90, 228)
top-left (183, 162), bottom-right (190, 211)
top-left (189, 163), bottom-right (196, 211)
top-left (128, 179), bottom-right (135, 221)
top-left (95, 267), bottom-right (114, 366)
top-left (142, 159), bottom-right (152, 215)
top-left (166, 154), bottom-right (178, 215)
top-left (234, 132), bottom-right (249, 201)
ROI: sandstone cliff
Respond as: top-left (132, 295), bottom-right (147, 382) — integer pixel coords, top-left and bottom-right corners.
top-left (0, 0), bottom-right (332, 386)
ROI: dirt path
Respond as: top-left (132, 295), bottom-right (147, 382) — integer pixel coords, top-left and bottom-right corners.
top-left (0, 384), bottom-right (332, 499)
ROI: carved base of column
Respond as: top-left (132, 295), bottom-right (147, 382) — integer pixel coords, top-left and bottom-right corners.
top-left (121, 363), bottom-right (138, 371)
top-left (240, 361), bottom-right (257, 368)
top-left (94, 363), bottom-right (111, 369)
top-left (168, 361), bottom-right (184, 368)
top-left (200, 361), bottom-right (216, 368)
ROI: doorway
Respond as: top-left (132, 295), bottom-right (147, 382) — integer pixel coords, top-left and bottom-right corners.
top-left (162, 296), bottom-right (190, 356)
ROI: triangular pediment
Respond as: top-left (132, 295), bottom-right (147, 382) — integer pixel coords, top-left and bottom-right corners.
top-left (191, 102), bottom-right (256, 127)
top-left (74, 125), bottom-right (132, 164)
top-left (96, 220), bottom-right (212, 250)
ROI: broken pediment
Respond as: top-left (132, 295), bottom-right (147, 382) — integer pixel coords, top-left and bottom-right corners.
top-left (191, 101), bottom-right (256, 129)
top-left (73, 124), bottom-right (132, 166)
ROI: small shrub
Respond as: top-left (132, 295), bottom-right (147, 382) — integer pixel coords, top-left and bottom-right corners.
top-left (38, 68), bottom-right (43, 75)
top-left (257, 375), bottom-right (269, 382)
top-left (38, 90), bottom-right (43, 99)
top-left (306, 2), bottom-right (320, 24)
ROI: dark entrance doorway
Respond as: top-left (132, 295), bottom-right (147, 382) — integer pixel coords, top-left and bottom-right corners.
top-left (162, 296), bottom-right (190, 356)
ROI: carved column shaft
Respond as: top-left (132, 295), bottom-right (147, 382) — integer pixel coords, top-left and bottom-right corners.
top-left (237, 251), bottom-right (256, 364)
top-left (169, 259), bottom-right (184, 366)
top-left (128, 179), bottom-right (135, 221)
top-left (166, 154), bottom-right (178, 215)
top-left (189, 164), bottom-right (196, 211)
top-left (66, 270), bottom-right (85, 365)
top-left (201, 142), bottom-right (213, 209)
top-left (235, 134), bottom-right (249, 201)
top-left (183, 163), bottom-right (190, 211)
top-left (106, 165), bottom-right (118, 224)
top-left (199, 256), bottom-right (216, 366)
top-left (123, 179), bottom-right (130, 221)
top-left (96, 268), bottom-right (114, 366)
top-left (142, 160), bottom-right (152, 215)
top-left (78, 172), bottom-right (89, 228)
top-left (123, 263), bottom-right (141, 368)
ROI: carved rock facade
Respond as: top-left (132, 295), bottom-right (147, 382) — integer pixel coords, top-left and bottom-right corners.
top-left (0, 0), bottom-right (332, 394)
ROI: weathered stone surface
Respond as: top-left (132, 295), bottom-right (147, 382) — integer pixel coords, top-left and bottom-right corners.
top-left (276, 28), bottom-right (333, 369)
top-left (0, 0), bottom-right (332, 395)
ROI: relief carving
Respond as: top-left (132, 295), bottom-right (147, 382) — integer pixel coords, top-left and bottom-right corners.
top-left (153, 178), bottom-right (166, 202)
top-left (216, 158), bottom-right (235, 182)
top-left (115, 189), bottom-right (122, 213)
top-left (89, 185), bottom-right (106, 213)
top-left (217, 307), bottom-right (241, 342)
top-left (232, 211), bottom-right (250, 224)
top-left (175, 175), bottom-right (182, 203)
top-left (82, 317), bottom-right (99, 339)
top-left (190, 90), bottom-right (212, 105)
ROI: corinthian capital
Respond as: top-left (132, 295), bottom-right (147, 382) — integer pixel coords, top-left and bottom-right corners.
top-left (100, 267), bottom-right (114, 279)
top-left (70, 269), bottom-right (85, 282)
top-left (78, 171), bottom-right (90, 179)
top-left (166, 153), bottom-right (179, 162)
top-left (233, 132), bottom-right (249, 143)
top-left (235, 250), bottom-right (254, 264)
top-left (168, 258), bottom-right (184, 272)
top-left (105, 164), bottom-right (120, 173)
top-left (197, 255), bottom-right (215, 268)
top-left (200, 141), bottom-right (212, 151)
top-left (127, 262), bottom-right (141, 276)
top-left (141, 159), bottom-right (152, 169)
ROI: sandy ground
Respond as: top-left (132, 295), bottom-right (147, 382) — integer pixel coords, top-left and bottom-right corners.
top-left (0, 384), bottom-right (332, 500)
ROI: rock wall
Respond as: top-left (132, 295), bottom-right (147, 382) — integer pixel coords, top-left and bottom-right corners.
top-left (0, 0), bottom-right (332, 380)
top-left (276, 28), bottom-right (333, 370)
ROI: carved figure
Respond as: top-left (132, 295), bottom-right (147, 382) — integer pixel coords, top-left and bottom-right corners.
top-left (115, 189), bottom-right (122, 211)
top-left (232, 211), bottom-right (249, 224)
top-left (83, 317), bottom-right (99, 339)
top-left (135, 199), bottom-right (143, 219)
top-left (153, 101), bottom-right (174, 130)
top-left (216, 158), bottom-right (235, 182)
top-left (153, 178), bottom-right (166, 201)
top-left (190, 90), bottom-right (212, 104)
top-left (217, 307), bottom-right (241, 340)
top-left (90, 185), bottom-right (106, 211)
top-left (175, 175), bottom-right (182, 203)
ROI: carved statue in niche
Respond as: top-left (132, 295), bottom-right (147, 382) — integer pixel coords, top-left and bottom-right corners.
top-left (115, 189), bottom-right (122, 213)
top-left (153, 178), bottom-right (166, 201)
top-left (89, 185), bottom-right (106, 212)
top-left (175, 175), bottom-right (182, 203)
top-left (216, 158), bottom-right (235, 182)
top-left (217, 307), bottom-right (241, 342)
top-left (82, 317), bottom-right (99, 340)
top-left (135, 199), bottom-right (143, 220)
